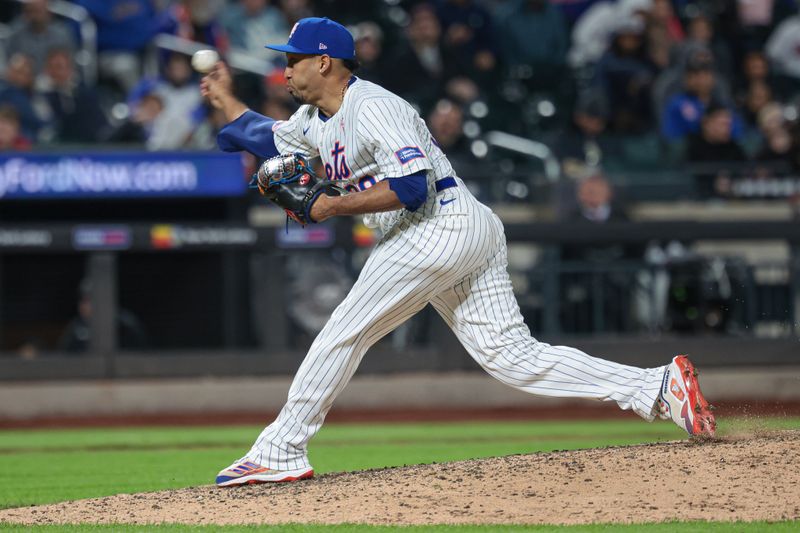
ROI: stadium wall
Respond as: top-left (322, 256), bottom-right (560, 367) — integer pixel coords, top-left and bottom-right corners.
top-left (1, 367), bottom-right (799, 421)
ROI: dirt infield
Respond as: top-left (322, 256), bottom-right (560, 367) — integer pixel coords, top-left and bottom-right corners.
top-left (2, 430), bottom-right (798, 526)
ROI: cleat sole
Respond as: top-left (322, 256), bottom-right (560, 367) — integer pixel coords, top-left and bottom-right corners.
top-left (216, 467), bottom-right (314, 488)
top-left (673, 355), bottom-right (716, 438)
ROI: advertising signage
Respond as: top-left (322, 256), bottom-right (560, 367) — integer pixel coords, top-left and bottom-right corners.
top-left (0, 152), bottom-right (247, 200)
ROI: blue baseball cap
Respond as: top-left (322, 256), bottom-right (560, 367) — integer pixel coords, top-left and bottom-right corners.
top-left (265, 17), bottom-right (355, 60)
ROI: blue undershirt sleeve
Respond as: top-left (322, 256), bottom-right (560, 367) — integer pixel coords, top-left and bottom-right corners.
top-left (216, 110), bottom-right (279, 159)
top-left (386, 170), bottom-right (428, 212)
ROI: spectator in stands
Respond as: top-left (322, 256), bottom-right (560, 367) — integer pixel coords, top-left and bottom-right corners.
top-left (564, 173), bottom-right (630, 225)
top-left (106, 91), bottom-right (163, 146)
top-left (739, 50), bottom-right (771, 92)
top-left (309, 0), bottom-right (388, 26)
top-left (650, 0), bottom-right (683, 41)
top-left (653, 45), bottom-right (735, 132)
top-left (0, 105), bottom-right (32, 151)
top-left (72, 0), bottom-right (167, 94)
top-left (726, 0), bottom-right (792, 55)
top-left (443, 76), bottom-right (481, 106)
top-left (434, 0), bottom-right (498, 84)
top-left (554, 89), bottom-right (613, 179)
top-left (6, 0), bottom-right (77, 73)
top-left (352, 21), bottom-right (387, 85)
top-left (754, 102), bottom-right (794, 172)
top-left (127, 52), bottom-right (205, 150)
top-left (687, 104), bottom-right (747, 162)
top-left (383, 3), bottom-right (457, 112)
top-left (595, 17), bottom-right (656, 133)
top-left (36, 49), bottom-right (108, 143)
top-left (788, 112), bottom-right (800, 172)
top-left (58, 278), bottom-right (148, 353)
top-left (164, 0), bottom-right (228, 50)
top-left (281, 0), bottom-right (313, 25)
top-left (221, 0), bottom-right (289, 62)
top-left (568, 0), bottom-right (619, 68)
top-left (765, 13), bottom-right (800, 80)
top-left (427, 98), bottom-right (483, 176)
top-left (216, 0), bottom-right (289, 107)
top-left (741, 80), bottom-right (774, 130)
top-left (644, 0), bottom-right (683, 71)
top-left (741, 49), bottom-right (788, 119)
top-left (736, 78), bottom-right (777, 156)
top-left (672, 10), bottom-right (733, 80)
top-left (496, 0), bottom-right (568, 80)
top-left (0, 53), bottom-right (42, 140)
top-left (560, 173), bottom-right (638, 332)
top-left (660, 51), bottom-right (740, 141)
top-left (687, 104), bottom-right (747, 197)
top-left (187, 106), bottom-right (229, 150)
top-left (569, 0), bottom-right (653, 69)
top-left (428, 99), bottom-right (466, 149)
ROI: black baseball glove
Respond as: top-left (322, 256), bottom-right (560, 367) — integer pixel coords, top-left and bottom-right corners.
top-left (252, 153), bottom-right (344, 225)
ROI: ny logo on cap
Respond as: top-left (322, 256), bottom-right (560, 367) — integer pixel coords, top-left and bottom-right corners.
top-left (319, 43), bottom-right (328, 50)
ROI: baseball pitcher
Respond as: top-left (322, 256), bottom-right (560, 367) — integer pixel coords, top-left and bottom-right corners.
top-left (201, 17), bottom-right (716, 487)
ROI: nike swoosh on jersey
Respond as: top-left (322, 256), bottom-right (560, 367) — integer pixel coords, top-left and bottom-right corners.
top-left (440, 198), bottom-right (456, 206)
top-left (303, 125), bottom-right (310, 135)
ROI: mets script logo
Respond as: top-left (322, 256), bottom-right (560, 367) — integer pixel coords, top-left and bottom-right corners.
top-left (324, 141), bottom-right (376, 192)
top-left (325, 141), bottom-right (351, 181)
top-left (670, 378), bottom-right (685, 401)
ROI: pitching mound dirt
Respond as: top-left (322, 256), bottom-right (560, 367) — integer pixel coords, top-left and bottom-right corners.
top-left (2, 431), bottom-right (799, 526)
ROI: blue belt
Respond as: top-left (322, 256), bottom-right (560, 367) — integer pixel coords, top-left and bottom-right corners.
top-left (435, 176), bottom-right (457, 192)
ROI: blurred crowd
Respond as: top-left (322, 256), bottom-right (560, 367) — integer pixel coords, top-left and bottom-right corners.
top-left (4, 0), bottom-right (800, 349)
top-left (1, 0), bottom-right (800, 197)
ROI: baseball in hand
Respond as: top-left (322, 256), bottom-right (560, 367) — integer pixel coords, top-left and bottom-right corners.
top-left (192, 49), bottom-right (219, 74)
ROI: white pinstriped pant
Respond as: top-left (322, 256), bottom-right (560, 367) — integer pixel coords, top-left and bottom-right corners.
top-left (248, 196), bottom-right (666, 470)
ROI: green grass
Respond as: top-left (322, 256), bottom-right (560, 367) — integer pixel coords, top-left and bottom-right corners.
top-left (0, 416), bottom-right (797, 531)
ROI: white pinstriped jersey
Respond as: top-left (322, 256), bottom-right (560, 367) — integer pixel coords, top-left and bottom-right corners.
top-left (272, 78), bottom-right (463, 231)
top-left (233, 74), bottom-right (670, 475)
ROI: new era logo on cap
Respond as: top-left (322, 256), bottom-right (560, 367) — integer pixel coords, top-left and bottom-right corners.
top-left (265, 17), bottom-right (355, 60)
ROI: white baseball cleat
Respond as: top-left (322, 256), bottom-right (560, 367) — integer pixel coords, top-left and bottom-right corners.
top-left (215, 459), bottom-right (313, 487)
top-left (657, 355), bottom-right (716, 437)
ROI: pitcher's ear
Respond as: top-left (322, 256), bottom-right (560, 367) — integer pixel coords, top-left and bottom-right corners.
top-left (318, 54), bottom-right (333, 74)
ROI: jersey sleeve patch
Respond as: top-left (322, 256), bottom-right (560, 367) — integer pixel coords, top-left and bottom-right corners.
top-left (394, 146), bottom-right (425, 165)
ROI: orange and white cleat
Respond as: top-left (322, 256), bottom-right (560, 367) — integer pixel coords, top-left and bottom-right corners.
top-left (657, 355), bottom-right (716, 437)
top-left (215, 460), bottom-right (313, 487)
